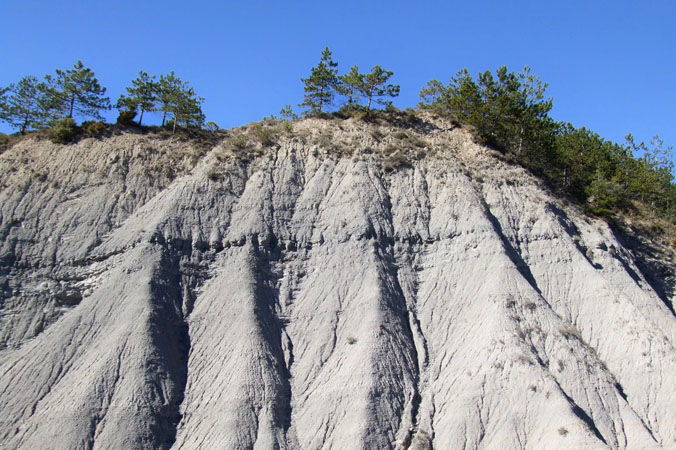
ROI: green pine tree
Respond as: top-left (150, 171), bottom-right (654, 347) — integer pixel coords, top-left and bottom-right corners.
top-left (359, 65), bottom-right (400, 111)
top-left (0, 76), bottom-right (50, 134)
top-left (157, 71), bottom-right (204, 134)
top-left (44, 61), bottom-right (111, 121)
top-left (299, 47), bottom-right (339, 114)
top-left (337, 65), bottom-right (364, 109)
top-left (117, 71), bottom-right (157, 126)
top-left (419, 66), bottom-right (554, 166)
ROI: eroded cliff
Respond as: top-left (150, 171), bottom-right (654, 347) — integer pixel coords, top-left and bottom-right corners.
top-left (0, 113), bottom-right (675, 449)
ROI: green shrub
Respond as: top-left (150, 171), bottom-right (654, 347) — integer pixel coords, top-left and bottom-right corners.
top-left (50, 118), bottom-right (77, 144)
top-left (116, 109), bottom-right (136, 125)
top-left (0, 133), bottom-right (8, 152)
top-left (82, 121), bottom-right (105, 137)
top-left (279, 104), bottom-right (298, 120)
top-left (282, 121), bottom-right (293, 134)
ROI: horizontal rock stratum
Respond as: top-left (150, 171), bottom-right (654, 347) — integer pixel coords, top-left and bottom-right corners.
top-left (1, 112), bottom-right (675, 449)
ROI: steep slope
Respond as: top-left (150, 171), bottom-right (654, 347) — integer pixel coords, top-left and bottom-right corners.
top-left (0, 113), bottom-right (674, 449)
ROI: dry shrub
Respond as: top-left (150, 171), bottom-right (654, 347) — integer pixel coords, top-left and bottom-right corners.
top-left (251, 123), bottom-right (276, 147)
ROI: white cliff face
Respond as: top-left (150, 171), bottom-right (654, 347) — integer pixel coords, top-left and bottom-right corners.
top-left (0, 114), bottom-right (674, 449)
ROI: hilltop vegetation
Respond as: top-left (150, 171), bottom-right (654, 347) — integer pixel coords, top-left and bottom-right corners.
top-left (0, 61), bottom-right (205, 138)
top-left (1, 53), bottom-right (674, 232)
top-left (418, 66), bottom-right (676, 224)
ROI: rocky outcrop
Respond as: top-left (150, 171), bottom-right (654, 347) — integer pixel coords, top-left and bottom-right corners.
top-left (0, 114), bottom-right (674, 449)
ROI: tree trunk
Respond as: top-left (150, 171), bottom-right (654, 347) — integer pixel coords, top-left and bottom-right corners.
top-left (139, 108), bottom-right (144, 126)
top-left (68, 94), bottom-right (75, 119)
top-left (162, 111), bottom-right (167, 127)
top-left (172, 112), bottom-right (177, 135)
top-left (21, 111), bottom-right (30, 135)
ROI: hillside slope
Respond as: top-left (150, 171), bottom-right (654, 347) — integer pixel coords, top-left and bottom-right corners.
top-left (0, 113), bottom-right (675, 449)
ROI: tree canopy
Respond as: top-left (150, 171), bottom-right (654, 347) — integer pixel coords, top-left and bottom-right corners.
top-left (359, 65), bottom-right (400, 111)
top-left (419, 65), bottom-right (676, 220)
top-left (0, 76), bottom-right (49, 134)
top-left (420, 66), bottom-right (555, 166)
top-left (299, 49), bottom-right (400, 114)
top-left (117, 71), bottom-right (157, 126)
top-left (337, 65), bottom-right (363, 108)
top-left (299, 47), bottom-right (339, 114)
top-left (157, 71), bottom-right (205, 133)
top-left (44, 60), bottom-right (111, 121)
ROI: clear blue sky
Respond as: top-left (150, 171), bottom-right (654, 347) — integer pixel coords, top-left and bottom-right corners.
top-left (1, 0), bottom-right (674, 150)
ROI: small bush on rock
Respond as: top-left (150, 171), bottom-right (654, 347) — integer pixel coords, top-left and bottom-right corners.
top-left (82, 121), bottom-right (105, 137)
top-left (0, 133), bottom-right (8, 152)
top-left (50, 118), bottom-right (77, 144)
top-left (230, 133), bottom-right (249, 150)
top-left (116, 109), bottom-right (136, 125)
top-left (252, 123), bottom-right (275, 147)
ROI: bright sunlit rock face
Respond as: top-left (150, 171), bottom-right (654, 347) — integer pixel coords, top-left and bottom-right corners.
top-left (0, 114), bottom-right (674, 449)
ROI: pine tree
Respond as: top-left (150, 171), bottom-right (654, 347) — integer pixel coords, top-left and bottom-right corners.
top-left (419, 66), bottom-right (554, 165)
top-left (337, 65), bottom-right (364, 109)
top-left (0, 86), bottom-right (8, 122)
top-left (117, 71), bottom-right (157, 126)
top-left (0, 76), bottom-right (49, 133)
top-left (299, 47), bottom-right (339, 114)
top-left (359, 65), bottom-right (400, 111)
top-left (157, 72), bottom-right (204, 134)
top-left (44, 61), bottom-right (111, 121)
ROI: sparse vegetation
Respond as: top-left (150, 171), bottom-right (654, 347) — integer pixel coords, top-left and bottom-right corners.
top-left (251, 123), bottom-right (276, 147)
top-left (382, 148), bottom-right (410, 172)
top-left (317, 131), bottom-right (334, 150)
top-left (230, 133), bottom-right (249, 150)
top-left (279, 104), bottom-right (298, 120)
top-left (299, 48), bottom-right (399, 115)
top-left (558, 427), bottom-right (569, 436)
top-left (346, 336), bottom-right (357, 345)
